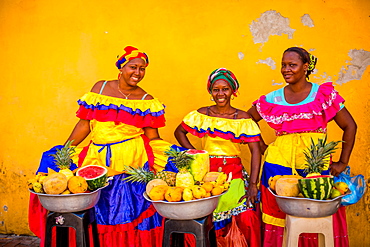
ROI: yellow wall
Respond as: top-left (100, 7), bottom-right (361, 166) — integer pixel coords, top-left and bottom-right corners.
top-left (1, 0), bottom-right (369, 245)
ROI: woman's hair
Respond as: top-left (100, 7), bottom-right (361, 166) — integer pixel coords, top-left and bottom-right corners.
top-left (116, 46), bottom-right (149, 69)
top-left (207, 68), bottom-right (240, 97)
top-left (284, 47), bottom-right (317, 79)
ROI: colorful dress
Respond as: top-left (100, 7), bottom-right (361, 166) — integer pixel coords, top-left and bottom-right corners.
top-left (181, 109), bottom-right (262, 247)
top-left (29, 88), bottom-right (175, 247)
top-left (253, 82), bottom-right (349, 247)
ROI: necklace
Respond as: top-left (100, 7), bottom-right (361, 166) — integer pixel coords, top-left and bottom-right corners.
top-left (117, 84), bottom-right (133, 99)
top-left (210, 107), bottom-right (236, 116)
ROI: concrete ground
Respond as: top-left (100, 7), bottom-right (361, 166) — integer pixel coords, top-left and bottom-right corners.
top-left (0, 234), bottom-right (40, 247)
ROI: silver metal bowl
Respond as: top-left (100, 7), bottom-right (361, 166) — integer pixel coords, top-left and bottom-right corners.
top-left (143, 192), bottom-right (224, 220)
top-left (268, 187), bottom-right (349, 218)
top-left (30, 185), bottom-right (107, 213)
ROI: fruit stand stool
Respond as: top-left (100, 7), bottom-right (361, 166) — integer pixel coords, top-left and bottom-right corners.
top-left (282, 215), bottom-right (334, 247)
top-left (162, 214), bottom-right (216, 247)
top-left (45, 207), bottom-right (100, 247)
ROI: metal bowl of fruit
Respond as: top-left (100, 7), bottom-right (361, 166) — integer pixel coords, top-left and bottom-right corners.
top-left (143, 192), bottom-right (225, 220)
top-left (30, 184), bottom-right (108, 213)
top-left (268, 187), bottom-right (350, 218)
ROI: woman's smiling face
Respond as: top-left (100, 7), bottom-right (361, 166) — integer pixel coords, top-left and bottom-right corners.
top-left (119, 58), bottom-right (147, 87)
top-left (281, 51), bottom-right (308, 84)
top-left (211, 79), bottom-right (232, 106)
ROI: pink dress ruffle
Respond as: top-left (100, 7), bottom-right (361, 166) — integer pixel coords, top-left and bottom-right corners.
top-left (253, 82), bottom-right (344, 135)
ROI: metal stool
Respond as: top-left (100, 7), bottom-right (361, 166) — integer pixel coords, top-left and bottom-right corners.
top-left (162, 214), bottom-right (216, 247)
top-left (283, 215), bottom-right (334, 247)
top-left (45, 207), bottom-right (99, 247)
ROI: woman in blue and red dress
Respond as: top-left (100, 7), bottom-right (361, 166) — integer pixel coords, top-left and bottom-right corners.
top-left (29, 46), bottom-right (177, 246)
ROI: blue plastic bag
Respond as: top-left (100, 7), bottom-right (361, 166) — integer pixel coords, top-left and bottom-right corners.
top-left (334, 166), bottom-right (366, 206)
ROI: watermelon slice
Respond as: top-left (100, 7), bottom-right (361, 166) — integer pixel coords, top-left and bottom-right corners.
top-left (186, 149), bottom-right (210, 182)
top-left (76, 165), bottom-right (108, 191)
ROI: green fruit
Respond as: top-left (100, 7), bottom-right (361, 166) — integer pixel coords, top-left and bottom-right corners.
top-left (298, 175), bottom-right (334, 200)
top-left (334, 182), bottom-right (349, 194)
top-left (330, 188), bottom-right (342, 199)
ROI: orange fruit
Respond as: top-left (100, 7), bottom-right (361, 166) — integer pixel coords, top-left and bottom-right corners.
top-left (211, 186), bottom-right (222, 196)
top-left (201, 182), bottom-right (214, 192)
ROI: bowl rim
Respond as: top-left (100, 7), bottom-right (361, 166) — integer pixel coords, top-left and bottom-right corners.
top-left (29, 184), bottom-right (109, 197)
top-left (143, 191), bottom-right (225, 204)
top-left (268, 187), bottom-right (350, 202)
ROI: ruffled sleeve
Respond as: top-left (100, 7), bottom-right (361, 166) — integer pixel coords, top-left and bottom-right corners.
top-left (76, 92), bottom-right (166, 128)
top-left (253, 82), bottom-right (345, 134)
top-left (181, 110), bottom-right (261, 143)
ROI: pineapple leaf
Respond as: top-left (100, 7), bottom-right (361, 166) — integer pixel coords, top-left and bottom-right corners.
top-left (303, 137), bottom-right (342, 175)
top-left (50, 140), bottom-right (76, 169)
top-left (164, 147), bottom-right (194, 171)
top-left (122, 165), bottom-right (154, 183)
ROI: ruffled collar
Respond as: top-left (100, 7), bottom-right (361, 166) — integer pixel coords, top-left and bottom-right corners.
top-left (181, 110), bottom-right (260, 143)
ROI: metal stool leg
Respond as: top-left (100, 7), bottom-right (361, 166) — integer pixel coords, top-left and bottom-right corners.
top-left (45, 208), bottom-right (99, 247)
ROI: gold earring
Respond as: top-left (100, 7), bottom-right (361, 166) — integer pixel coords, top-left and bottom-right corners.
top-left (210, 96), bottom-right (214, 101)
top-left (231, 96), bottom-right (235, 100)
top-left (120, 71), bottom-right (123, 74)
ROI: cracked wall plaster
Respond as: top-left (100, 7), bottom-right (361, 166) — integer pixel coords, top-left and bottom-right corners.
top-left (336, 49), bottom-right (370, 85)
top-left (249, 10), bottom-right (295, 45)
top-left (238, 52), bottom-right (245, 60)
top-left (301, 14), bottom-right (314, 27)
top-left (257, 57), bottom-right (276, 69)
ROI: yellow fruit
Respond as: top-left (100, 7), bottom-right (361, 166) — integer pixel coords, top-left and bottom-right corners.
top-left (222, 182), bottom-right (230, 191)
top-left (59, 168), bottom-right (74, 181)
top-left (38, 175), bottom-right (47, 185)
top-left (149, 185), bottom-right (169, 201)
top-left (146, 179), bottom-right (168, 195)
top-left (205, 192), bottom-right (211, 197)
top-left (165, 187), bottom-right (183, 202)
top-left (61, 189), bottom-right (71, 194)
top-left (330, 189), bottom-right (342, 199)
top-left (27, 178), bottom-right (37, 189)
top-left (43, 173), bottom-right (68, 194)
top-left (211, 186), bottom-right (223, 196)
top-left (275, 178), bottom-right (300, 197)
top-left (216, 172), bottom-right (227, 185)
top-left (201, 182), bottom-right (214, 193)
top-left (268, 175), bottom-right (282, 191)
top-left (32, 182), bottom-right (44, 193)
top-left (334, 182), bottom-right (349, 195)
top-left (176, 171), bottom-right (194, 188)
top-left (47, 167), bottom-right (57, 174)
top-left (68, 176), bottom-right (88, 194)
top-left (182, 187), bottom-right (193, 201)
top-left (192, 185), bottom-right (207, 199)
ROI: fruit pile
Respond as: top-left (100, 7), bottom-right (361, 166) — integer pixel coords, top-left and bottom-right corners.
top-left (269, 137), bottom-right (348, 200)
top-left (28, 141), bottom-right (108, 195)
top-left (147, 171), bottom-right (230, 202)
top-left (124, 147), bottom-right (230, 202)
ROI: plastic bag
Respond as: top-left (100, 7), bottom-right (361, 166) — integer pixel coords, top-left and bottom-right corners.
top-left (217, 217), bottom-right (249, 247)
top-left (334, 166), bottom-right (366, 206)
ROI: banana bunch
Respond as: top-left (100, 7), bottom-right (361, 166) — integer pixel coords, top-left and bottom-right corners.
top-left (27, 173), bottom-right (48, 193)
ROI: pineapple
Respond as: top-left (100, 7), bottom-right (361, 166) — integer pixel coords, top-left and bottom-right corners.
top-left (299, 137), bottom-right (342, 200)
top-left (123, 165), bottom-right (177, 186)
top-left (303, 136), bottom-right (342, 177)
top-left (50, 140), bottom-right (76, 180)
top-left (165, 147), bottom-right (195, 188)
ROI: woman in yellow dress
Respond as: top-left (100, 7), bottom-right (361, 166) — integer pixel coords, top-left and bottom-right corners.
top-left (248, 47), bottom-right (357, 247)
top-left (29, 46), bottom-right (175, 246)
top-left (175, 68), bottom-right (262, 247)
